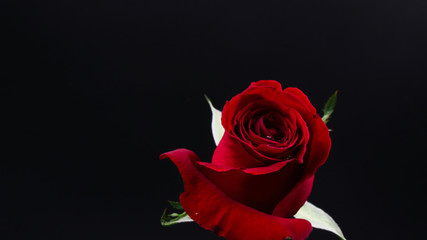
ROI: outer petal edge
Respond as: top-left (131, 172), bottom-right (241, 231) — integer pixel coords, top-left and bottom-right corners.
top-left (160, 149), bottom-right (312, 240)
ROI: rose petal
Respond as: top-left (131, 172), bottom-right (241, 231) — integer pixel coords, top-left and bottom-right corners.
top-left (272, 175), bottom-right (315, 217)
top-left (282, 87), bottom-right (317, 117)
top-left (250, 80), bottom-right (283, 91)
top-left (160, 149), bottom-right (312, 240)
top-left (222, 83), bottom-right (286, 132)
top-left (281, 88), bottom-right (331, 173)
top-left (212, 131), bottom-right (267, 168)
top-left (304, 116), bottom-right (331, 175)
top-left (198, 159), bottom-right (291, 175)
top-left (197, 160), bottom-right (302, 214)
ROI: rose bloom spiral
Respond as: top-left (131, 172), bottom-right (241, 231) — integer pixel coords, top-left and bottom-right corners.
top-left (161, 80), bottom-right (331, 240)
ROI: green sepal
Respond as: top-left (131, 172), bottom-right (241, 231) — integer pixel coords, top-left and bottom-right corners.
top-left (295, 201), bottom-right (346, 240)
top-left (160, 209), bottom-right (192, 226)
top-left (160, 200), bottom-right (193, 226)
top-left (167, 200), bottom-right (183, 210)
top-left (322, 90), bottom-right (338, 124)
top-left (204, 94), bottom-right (224, 146)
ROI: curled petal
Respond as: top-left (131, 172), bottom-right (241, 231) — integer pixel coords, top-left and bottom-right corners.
top-left (272, 176), bottom-right (314, 217)
top-left (160, 149), bottom-right (312, 240)
top-left (281, 88), bottom-right (331, 174)
top-left (212, 131), bottom-right (267, 168)
top-left (198, 160), bottom-right (291, 175)
top-left (197, 160), bottom-right (302, 214)
top-left (250, 80), bottom-right (283, 90)
top-left (222, 83), bottom-right (286, 132)
top-left (282, 88), bottom-right (317, 117)
top-left (304, 116), bottom-right (331, 175)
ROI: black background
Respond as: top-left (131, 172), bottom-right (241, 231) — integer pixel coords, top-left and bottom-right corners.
top-left (2, 0), bottom-right (427, 239)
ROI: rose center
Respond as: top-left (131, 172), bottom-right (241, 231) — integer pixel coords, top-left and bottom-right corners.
top-left (255, 112), bottom-right (285, 141)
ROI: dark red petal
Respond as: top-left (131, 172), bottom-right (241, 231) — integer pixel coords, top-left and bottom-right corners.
top-left (197, 159), bottom-right (302, 214)
top-left (304, 116), bottom-right (331, 175)
top-left (212, 131), bottom-right (269, 168)
top-left (282, 87), bottom-right (331, 173)
top-left (222, 83), bottom-right (285, 132)
top-left (249, 80), bottom-right (283, 91)
top-left (160, 149), bottom-right (312, 240)
top-left (282, 87), bottom-right (317, 117)
top-left (198, 159), bottom-right (289, 175)
top-left (272, 176), bottom-right (314, 217)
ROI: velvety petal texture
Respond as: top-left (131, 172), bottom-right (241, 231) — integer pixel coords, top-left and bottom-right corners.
top-left (160, 149), bottom-right (312, 240)
top-left (162, 80), bottom-right (331, 240)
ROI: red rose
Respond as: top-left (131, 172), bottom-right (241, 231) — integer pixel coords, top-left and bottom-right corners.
top-left (161, 80), bottom-right (331, 240)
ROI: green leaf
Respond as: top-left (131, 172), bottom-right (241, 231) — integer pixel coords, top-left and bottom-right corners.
top-left (160, 209), bottom-right (193, 226)
top-left (322, 90), bottom-right (338, 124)
top-left (204, 94), bottom-right (225, 146)
top-left (160, 201), bottom-right (193, 226)
top-left (294, 201), bottom-right (346, 240)
top-left (168, 200), bottom-right (183, 210)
